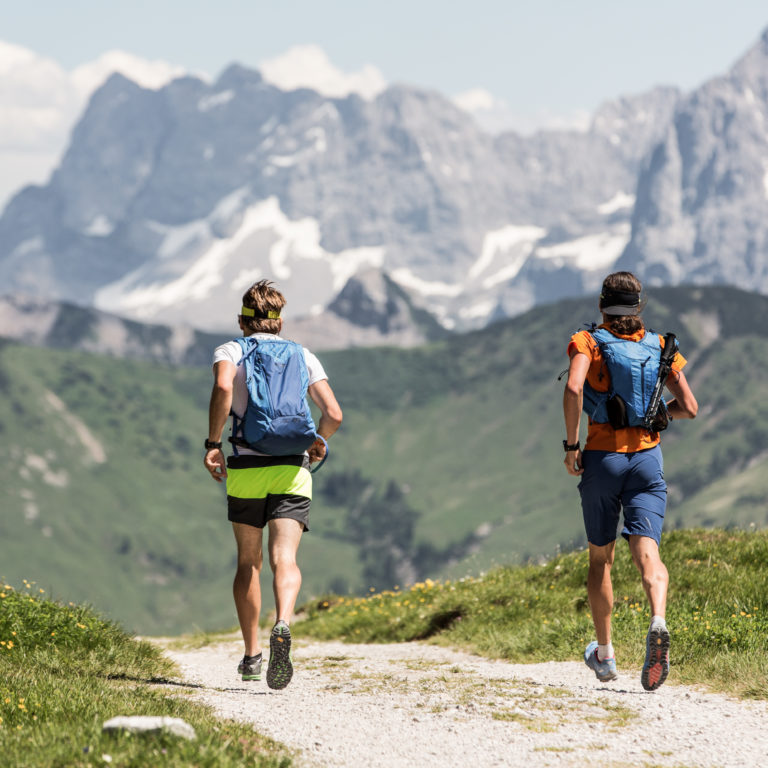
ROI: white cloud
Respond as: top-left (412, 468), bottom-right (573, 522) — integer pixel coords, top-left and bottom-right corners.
top-left (71, 50), bottom-right (186, 95)
top-left (0, 40), bottom-right (184, 212)
top-left (258, 44), bottom-right (386, 101)
top-left (453, 87), bottom-right (591, 136)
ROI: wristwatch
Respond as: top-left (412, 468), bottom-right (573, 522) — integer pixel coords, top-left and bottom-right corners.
top-left (204, 439), bottom-right (222, 450)
top-left (563, 440), bottom-right (580, 452)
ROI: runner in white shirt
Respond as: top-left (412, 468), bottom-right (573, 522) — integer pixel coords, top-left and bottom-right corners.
top-left (204, 280), bottom-right (342, 690)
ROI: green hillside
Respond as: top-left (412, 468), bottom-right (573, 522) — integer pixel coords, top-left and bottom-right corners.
top-left (2, 285), bottom-right (767, 634)
top-left (0, 342), bottom-right (363, 635)
top-left (318, 284), bottom-right (768, 577)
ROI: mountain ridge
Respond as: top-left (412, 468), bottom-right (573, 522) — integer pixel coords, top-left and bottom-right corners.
top-left (0, 54), bottom-right (684, 340)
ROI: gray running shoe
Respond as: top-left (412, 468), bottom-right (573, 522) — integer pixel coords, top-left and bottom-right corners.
top-left (641, 623), bottom-right (670, 691)
top-left (237, 653), bottom-right (262, 681)
top-left (266, 620), bottom-right (293, 690)
top-left (584, 641), bottom-right (618, 681)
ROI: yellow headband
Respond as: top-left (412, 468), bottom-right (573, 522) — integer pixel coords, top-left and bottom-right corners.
top-left (241, 306), bottom-right (280, 319)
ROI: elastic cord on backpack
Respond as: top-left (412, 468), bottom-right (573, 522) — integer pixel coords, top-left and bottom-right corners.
top-left (310, 436), bottom-right (329, 474)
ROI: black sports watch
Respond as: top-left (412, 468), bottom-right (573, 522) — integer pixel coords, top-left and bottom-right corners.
top-left (204, 439), bottom-right (222, 450)
top-left (563, 440), bottom-right (580, 452)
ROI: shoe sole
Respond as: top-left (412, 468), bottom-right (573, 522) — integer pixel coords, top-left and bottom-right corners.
top-left (267, 627), bottom-right (293, 690)
top-left (241, 673), bottom-right (261, 681)
top-left (641, 626), bottom-right (670, 691)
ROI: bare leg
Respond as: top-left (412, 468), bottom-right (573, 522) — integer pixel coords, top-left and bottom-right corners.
top-left (587, 541), bottom-right (616, 645)
top-left (268, 518), bottom-right (303, 622)
top-left (232, 522), bottom-right (264, 656)
top-left (629, 535), bottom-right (668, 618)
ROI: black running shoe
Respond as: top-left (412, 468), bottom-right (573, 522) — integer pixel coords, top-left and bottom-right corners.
top-left (641, 623), bottom-right (670, 691)
top-left (237, 653), bottom-right (262, 681)
top-left (266, 620), bottom-right (293, 690)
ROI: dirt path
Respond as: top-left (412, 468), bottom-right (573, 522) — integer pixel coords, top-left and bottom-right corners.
top-left (161, 636), bottom-right (768, 767)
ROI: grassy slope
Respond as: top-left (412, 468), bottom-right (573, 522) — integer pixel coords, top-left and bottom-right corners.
top-left (296, 529), bottom-right (768, 700)
top-left (2, 285), bottom-right (768, 634)
top-left (0, 583), bottom-right (291, 767)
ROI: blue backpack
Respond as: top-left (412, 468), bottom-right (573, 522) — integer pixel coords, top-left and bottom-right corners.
top-left (229, 337), bottom-right (326, 468)
top-left (582, 328), bottom-right (664, 429)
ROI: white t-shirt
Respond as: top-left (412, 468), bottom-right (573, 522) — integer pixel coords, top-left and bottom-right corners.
top-left (212, 333), bottom-right (327, 455)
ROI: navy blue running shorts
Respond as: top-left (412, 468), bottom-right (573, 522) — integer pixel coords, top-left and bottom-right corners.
top-left (578, 446), bottom-right (667, 547)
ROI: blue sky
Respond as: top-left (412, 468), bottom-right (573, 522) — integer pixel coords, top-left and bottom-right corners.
top-left (5, 0), bottom-right (768, 117)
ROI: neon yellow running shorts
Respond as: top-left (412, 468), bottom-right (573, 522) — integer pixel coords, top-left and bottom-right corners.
top-left (226, 455), bottom-right (312, 531)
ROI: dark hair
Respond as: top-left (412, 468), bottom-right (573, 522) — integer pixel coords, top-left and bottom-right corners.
top-left (240, 280), bottom-right (286, 334)
top-left (601, 272), bottom-right (645, 335)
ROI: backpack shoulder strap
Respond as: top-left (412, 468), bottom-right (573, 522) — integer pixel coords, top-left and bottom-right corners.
top-left (233, 335), bottom-right (257, 358)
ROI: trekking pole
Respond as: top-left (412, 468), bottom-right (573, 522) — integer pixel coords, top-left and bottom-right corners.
top-left (642, 333), bottom-right (677, 431)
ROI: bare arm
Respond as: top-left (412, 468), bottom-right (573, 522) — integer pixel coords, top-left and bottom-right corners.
top-left (665, 369), bottom-right (698, 420)
top-left (563, 351), bottom-right (590, 476)
top-left (204, 360), bottom-right (236, 482)
top-left (307, 379), bottom-right (343, 463)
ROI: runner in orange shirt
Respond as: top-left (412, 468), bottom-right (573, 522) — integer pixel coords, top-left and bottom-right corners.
top-left (562, 271), bottom-right (698, 691)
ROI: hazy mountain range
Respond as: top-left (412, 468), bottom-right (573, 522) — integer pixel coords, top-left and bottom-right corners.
top-left (1, 29), bottom-right (767, 346)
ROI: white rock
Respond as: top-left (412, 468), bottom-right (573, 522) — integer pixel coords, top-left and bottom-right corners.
top-left (102, 716), bottom-right (196, 740)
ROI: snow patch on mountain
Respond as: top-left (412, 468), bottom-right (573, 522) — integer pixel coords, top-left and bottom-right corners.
top-left (198, 90), bottom-right (235, 112)
top-left (597, 191), bottom-right (635, 215)
top-left (535, 226), bottom-right (631, 272)
top-left (389, 269), bottom-right (463, 298)
top-left (471, 225), bottom-right (547, 284)
top-left (94, 195), bottom-right (385, 329)
top-left (84, 215), bottom-right (115, 237)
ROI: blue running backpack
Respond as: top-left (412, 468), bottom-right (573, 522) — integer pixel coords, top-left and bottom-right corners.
top-left (582, 327), bottom-right (664, 429)
top-left (229, 337), bottom-right (325, 462)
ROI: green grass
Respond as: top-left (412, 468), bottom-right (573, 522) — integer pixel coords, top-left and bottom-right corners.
top-left (295, 529), bottom-right (768, 700)
top-left (0, 583), bottom-right (291, 768)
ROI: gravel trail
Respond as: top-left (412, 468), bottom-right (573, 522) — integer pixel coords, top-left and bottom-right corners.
top-left (162, 636), bottom-right (768, 767)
